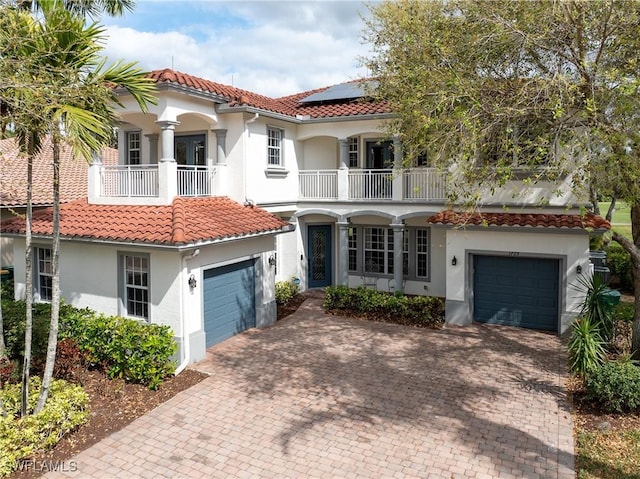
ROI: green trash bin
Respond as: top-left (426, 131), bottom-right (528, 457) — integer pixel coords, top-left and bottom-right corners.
top-left (0, 266), bottom-right (13, 282)
top-left (602, 288), bottom-right (621, 307)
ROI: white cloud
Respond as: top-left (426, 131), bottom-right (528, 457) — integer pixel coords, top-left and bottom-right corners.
top-left (100, 1), bottom-right (374, 97)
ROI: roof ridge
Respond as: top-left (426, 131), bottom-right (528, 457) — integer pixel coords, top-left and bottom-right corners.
top-left (171, 196), bottom-right (186, 243)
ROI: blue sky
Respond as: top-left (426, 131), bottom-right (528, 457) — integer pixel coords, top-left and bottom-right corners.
top-left (98, 1), bottom-right (374, 97)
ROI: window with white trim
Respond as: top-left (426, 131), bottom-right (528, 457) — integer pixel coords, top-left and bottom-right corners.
top-left (348, 137), bottom-right (359, 168)
top-left (267, 126), bottom-right (284, 166)
top-left (364, 227), bottom-right (407, 275)
top-left (121, 254), bottom-right (149, 321)
top-left (126, 131), bottom-right (141, 165)
top-left (35, 247), bottom-right (52, 301)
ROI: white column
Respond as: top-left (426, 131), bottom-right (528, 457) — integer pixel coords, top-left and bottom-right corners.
top-left (391, 221), bottom-right (405, 294)
top-left (337, 220), bottom-right (350, 286)
top-left (145, 133), bottom-right (159, 164)
top-left (87, 152), bottom-right (102, 204)
top-left (214, 129), bottom-right (227, 164)
top-left (338, 138), bottom-right (349, 169)
top-left (392, 136), bottom-right (403, 201)
top-left (156, 120), bottom-right (179, 162)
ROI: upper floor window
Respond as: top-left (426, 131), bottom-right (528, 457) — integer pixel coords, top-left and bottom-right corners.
top-left (267, 126), bottom-right (284, 166)
top-left (120, 253), bottom-right (150, 321)
top-left (35, 247), bottom-right (52, 301)
top-left (126, 131), bottom-right (141, 165)
top-left (348, 137), bottom-right (359, 168)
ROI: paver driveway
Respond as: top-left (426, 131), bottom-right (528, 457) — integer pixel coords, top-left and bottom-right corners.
top-left (48, 298), bottom-right (573, 479)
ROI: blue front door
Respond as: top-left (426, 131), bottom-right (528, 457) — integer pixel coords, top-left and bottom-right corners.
top-left (308, 225), bottom-right (332, 288)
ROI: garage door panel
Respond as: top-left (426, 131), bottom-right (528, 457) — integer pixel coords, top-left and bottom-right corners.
top-left (203, 260), bottom-right (256, 348)
top-left (474, 255), bottom-right (559, 332)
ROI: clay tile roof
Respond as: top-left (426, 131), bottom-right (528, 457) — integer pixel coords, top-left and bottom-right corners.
top-left (147, 68), bottom-right (392, 119)
top-left (426, 210), bottom-right (611, 230)
top-left (0, 136), bottom-right (117, 207)
top-left (0, 197), bottom-right (292, 245)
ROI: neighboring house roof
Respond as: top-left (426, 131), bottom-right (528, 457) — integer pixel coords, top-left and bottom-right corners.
top-left (147, 68), bottom-right (392, 119)
top-left (0, 196), bottom-right (293, 246)
top-left (0, 136), bottom-right (117, 208)
top-left (426, 210), bottom-right (611, 231)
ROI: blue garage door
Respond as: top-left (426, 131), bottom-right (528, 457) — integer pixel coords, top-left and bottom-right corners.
top-left (203, 259), bottom-right (256, 348)
top-left (474, 255), bottom-right (559, 331)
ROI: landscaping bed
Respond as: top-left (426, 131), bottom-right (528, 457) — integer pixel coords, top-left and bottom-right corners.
top-left (8, 368), bottom-right (207, 479)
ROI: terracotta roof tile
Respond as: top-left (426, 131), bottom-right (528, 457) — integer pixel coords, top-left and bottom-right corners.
top-left (1, 197), bottom-right (292, 245)
top-left (0, 136), bottom-right (117, 207)
top-left (426, 210), bottom-right (611, 230)
top-left (148, 69), bottom-right (392, 119)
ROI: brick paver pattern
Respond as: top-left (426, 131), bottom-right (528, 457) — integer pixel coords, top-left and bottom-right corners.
top-left (47, 298), bottom-right (574, 479)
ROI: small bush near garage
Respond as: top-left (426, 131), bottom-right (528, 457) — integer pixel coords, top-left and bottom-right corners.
top-left (0, 377), bottom-right (88, 478)
top-left (61, 312), bottom-right (177, 390)
top-left (585, 359), bottom-right (640, 413)
top-left (323, 286), bottom-right (445, 328)
top-left (275, 278), bottom-right (299, 305)
top-left (606, 243), bottom-right (634, 293)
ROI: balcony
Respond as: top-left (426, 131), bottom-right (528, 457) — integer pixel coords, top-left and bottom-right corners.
top-left (89, 162), bottom-right (216, 205)
top-left (299, 168), bottom-right (447, 202)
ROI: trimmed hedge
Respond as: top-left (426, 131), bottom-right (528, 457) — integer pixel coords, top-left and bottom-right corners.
top-left (1, 300), bottom-right (177, 390)
top-left (586, 359), bottom-right (640, 412)
top-left (0, 377), bottom-right (89, 477)
top-left (324, 286), bottom-right (445, 328)
top-left (61, 311), bottom-right (177, 390)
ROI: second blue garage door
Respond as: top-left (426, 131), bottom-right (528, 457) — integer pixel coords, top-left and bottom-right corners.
top-left (203, 259), bottom-right (256, 348)
top-left (473, 255), bottom-right (559, 332)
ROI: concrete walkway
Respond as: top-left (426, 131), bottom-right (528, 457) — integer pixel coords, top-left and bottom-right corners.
top-left (48, 298), bottom-right (574, 479)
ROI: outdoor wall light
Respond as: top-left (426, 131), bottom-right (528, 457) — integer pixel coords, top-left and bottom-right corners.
top-left (451, 256), bottom-right (457, 266)
top-left (576, 264), bottom-right (582, 275)
top-left (188, 274), bottom-right (197, 289)
top-left (268, 255), bottom-right (277, 267)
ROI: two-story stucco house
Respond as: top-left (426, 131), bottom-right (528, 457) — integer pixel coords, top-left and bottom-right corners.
top-left (2, 68), bottom-right (610, 366)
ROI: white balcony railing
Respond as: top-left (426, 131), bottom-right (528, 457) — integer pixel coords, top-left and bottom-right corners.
top-left (299, 170), bottom-right (339, 199)
top-left (298, 168), bottom-right (447, 202)
top-left (177, 165), bottom-right (216, 197)
top-left (403, 168), bottom-right (447, 200)
top-left (99, 165), bottom-right (159, 197)
top-left (348, 169), bottom-right (393, 200)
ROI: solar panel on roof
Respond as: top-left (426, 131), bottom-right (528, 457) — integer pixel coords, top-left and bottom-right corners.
top-left (299, 81), bottom-right (376, 103)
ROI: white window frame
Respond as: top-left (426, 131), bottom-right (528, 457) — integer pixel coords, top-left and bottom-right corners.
top-left (348, 137), bottom-right (359, 168)
top-left (119, 253), bottom-right (150, 321)
top-left (35, 247), bottom-right (52, 302)
top-left (348, 226), bottom-right (358, 272)
top-left (126, 131), bottom-right (141, 165)
top-left (416, 228), bottom-right (431, 280)
top-left (267, 126), bottom-right (284, 166)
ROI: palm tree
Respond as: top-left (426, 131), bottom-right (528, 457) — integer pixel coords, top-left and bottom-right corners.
top-left (0, 0), bottom-right (156, 414)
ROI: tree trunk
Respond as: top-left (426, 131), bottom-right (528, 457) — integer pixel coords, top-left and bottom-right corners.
top-left (606, 197), bottom-right (617, 222)
top-left (590, 185), bottom-right (601, 215)
top-left (35, 137), bottom-right (61, 413)
top-left (612, 201), bottom-right (640, 358)
top-left (0, 281), bottom-right (6, 417)
top-left (21, 135), bottom-right (35, 417)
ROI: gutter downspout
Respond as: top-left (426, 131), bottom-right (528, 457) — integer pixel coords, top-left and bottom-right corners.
top-left (243, 113), bottom-right (259, 204)
top-left (175, 248), bottom-right (199, 375)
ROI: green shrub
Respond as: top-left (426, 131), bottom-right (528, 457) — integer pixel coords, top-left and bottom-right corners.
top-left (61, 313), bottom-right (177, 390)
top-left (574, 273), bottom-right (617, 342)
top-left (606, 243), bottom-right (634, 293)
top-left (1, 300), bottom-right (52, 372)
top-left (568, 316), bottom-right (607, 377)
top-left (613, 301), bottom-right (635, 323)
top-left (323, 286), bottom-right (445, 328)
top-left (275, 278), bottom-right (299, 305)
top-left (0, 377), bottom-right (89, 477)
top-left (586, 359), bottom-right (640, 412)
